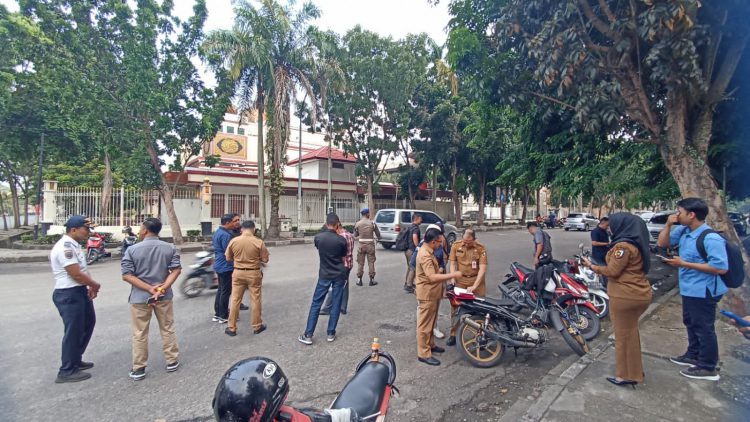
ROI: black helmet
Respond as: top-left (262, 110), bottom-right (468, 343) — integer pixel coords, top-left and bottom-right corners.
top-left (213, 357), bottom-right (289, 422)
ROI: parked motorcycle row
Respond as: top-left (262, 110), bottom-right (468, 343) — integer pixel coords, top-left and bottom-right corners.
top-left (85, 226), bottom-right (137, 265)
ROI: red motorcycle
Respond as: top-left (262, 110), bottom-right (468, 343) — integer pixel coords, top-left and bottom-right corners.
top-left (85, 232), bottom-right (111, 265)
top-left (214, 339), bottom-right (397, 422)
top-left (501, 261), bottom-right (601, 341)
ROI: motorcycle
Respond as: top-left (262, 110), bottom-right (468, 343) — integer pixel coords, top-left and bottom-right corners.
top-left (566, 244), bottom-right (610, 318)
top-left (447, 285), bottom-right (588, 368)
top-left (180, 249), bottom-right (218, 298)
top-left (85, 231), bottom-right (111, 265)
top-left (219, 339), bottom-right (397, 422)
top-left (120, 226), bottom-right (138, 256)
top-left (501, 261), bottom-right (601, 341)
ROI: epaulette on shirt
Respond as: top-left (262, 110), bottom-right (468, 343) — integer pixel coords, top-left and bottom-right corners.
top-left (63, 241), bottom-right (77, 248)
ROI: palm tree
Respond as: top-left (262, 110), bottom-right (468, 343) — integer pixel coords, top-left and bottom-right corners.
top-left (203, 0), bottom-right (319, 238)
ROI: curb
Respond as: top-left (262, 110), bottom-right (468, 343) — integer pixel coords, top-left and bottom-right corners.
top-left (505, 286), bottom-right (680, 422)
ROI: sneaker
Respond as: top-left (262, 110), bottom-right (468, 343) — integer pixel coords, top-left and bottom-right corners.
top-left (433, 327), bottom-right (445, 339)
top-left (78, 361), bottom-right (95, 370)
top-left (670, 355), bottom-right (699, 367)
top-left (240, 303), bottom-right (249, 311)
top-left (166, 361), bottom-right (180, 372)
top-left (298, 334), bottom-right (313, 345)
top-left (680, 366), bottom-right (720, 381)
top-left (327, 334), bottom-right (336, 342)
top-left (446, 336), bottom-right (456, 346)
top-left (55, 370), bottom-right (92, 383)
top-left (212, 315), bottom-right (221, 322)
top-left (129, 368), bottom-right (146, 381)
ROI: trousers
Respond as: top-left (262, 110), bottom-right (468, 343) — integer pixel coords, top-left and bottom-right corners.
top-left (52, 286), bottom-right (96, 376)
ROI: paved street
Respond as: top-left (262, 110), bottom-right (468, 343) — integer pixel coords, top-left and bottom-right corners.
top-left (0, 228), bottom-right (671, 422)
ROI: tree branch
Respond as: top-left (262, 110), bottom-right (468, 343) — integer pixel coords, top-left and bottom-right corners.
top-left (576, 0), bottom-right (621, 41)
top-left (527, 91), bottom-right (577, 110)
top-left (598, 0), bottom-right (617, 23)
top-left (705, 31), bottom-right (749, 108)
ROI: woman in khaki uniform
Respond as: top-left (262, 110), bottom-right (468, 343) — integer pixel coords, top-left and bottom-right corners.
top-left (582, 212), bottom-right (652, 388)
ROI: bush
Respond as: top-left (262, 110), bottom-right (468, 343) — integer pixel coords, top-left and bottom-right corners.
top-left (186, 230), bottom-right (201, 237)
top-left (20, 235), bottom-right (33, 243)
top-left (20, 234), bottom-right (62, 245)
top-left (343, 225), bottom-right (355, 233)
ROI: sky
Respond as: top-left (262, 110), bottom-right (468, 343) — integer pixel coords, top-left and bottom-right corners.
top-left (1, 0), bottom-right (451, 45)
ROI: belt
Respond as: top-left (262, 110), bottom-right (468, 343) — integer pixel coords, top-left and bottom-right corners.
top-left (359, 239), bottom-right (375, 243)
top-left (235, 267), bottom-right (260, 271)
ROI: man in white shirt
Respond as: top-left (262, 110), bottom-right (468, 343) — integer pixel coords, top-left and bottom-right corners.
top-left (50, 216), bottom-right (101, 383)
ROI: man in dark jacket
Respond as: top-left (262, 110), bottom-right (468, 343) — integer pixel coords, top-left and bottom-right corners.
top-left (298, 213), bottom-right (348, 345)
top-left (212, 214), bottom-right (240, 323)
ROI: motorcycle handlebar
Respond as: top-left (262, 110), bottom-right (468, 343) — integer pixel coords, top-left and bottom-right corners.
top-left (355, 351), bottom-right (397, 385)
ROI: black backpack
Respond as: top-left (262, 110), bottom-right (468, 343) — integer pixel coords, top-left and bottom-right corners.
top-left (394, 226), bottom-right (410, 251)
top-left (696, 229), bottom-right (746, 288)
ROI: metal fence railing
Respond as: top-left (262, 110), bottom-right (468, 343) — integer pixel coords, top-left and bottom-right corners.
top-left (55, 187), bottom-right (170, 227)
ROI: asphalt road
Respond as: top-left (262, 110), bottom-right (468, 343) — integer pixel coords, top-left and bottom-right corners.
top-left (0, 228), bottom-right (675, 422)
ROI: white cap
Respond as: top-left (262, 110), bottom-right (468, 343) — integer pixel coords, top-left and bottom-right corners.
top-left (426, 224), bottom-right (442, 232)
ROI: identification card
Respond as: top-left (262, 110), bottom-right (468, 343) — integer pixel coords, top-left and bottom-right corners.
top-left (471, 260), bottom-right (478, 269)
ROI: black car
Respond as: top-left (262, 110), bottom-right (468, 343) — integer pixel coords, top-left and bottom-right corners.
top-left (729, 212), bottom-right (747, 236)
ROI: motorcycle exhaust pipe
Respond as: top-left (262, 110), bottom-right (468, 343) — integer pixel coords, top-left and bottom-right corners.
top-left (462, 318), bottom-right (537, 348)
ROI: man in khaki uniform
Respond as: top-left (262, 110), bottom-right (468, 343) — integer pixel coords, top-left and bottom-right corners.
top-left (224, 220), bottom-right (270, 337)
top-left (354, 208), bottom-right (381, 286)
top-left (415, 228), bottom-right (462, 366)
top-left (446, 228), bottom-right (488, 346)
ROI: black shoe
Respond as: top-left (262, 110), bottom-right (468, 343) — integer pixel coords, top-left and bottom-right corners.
top-left (356, 278), bottom-right (363, 286)
top-left (340, 309), bottom-right (347, 315)
top-left (670, 354), bottom-right (699, 367)
top-left (418, 357), bottom-right (441, 366)
top-left (240, 303), bottom-right (249, 311)
top-left (166, 361), bottom-right (180, 372)
top-left (224, 328), bottom-right (237, 337)
top-left (78, 361), bottom-right (94, 371)
top-left (55, 370), bottom-right (92, 383)
top-left (431, 346), bottom-right (445, 354)
top-left (128, 368), bottom-right (146, 381)
top-left (680, 366), bottom-right (720, 381)
top-left (369, 279), bottom-right (378, 286)
top-left (446, 336), bottom-right (456, 346)
top-left (404, 286), bottom-right (415, 293)
top-left (606, 377), bottom-right (637, 389)
top-left (253, 324), bottom-right (267, 334)
top-left (319, 309), bottom-right (330, 315)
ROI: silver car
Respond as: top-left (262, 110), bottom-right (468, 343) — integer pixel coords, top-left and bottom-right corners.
top-left (647, 211), bottom-right (677, 245)
top-left (374, 209), bottom-right (459, 249)
top-left (563, 213), bottom-right (600, 231)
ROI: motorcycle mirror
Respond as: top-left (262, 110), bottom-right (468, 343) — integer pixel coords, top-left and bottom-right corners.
top-left (578, 242), bottom-right (584, 250)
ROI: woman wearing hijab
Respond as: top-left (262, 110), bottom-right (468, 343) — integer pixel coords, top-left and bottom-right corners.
top-left (582, 213), bottom-right (652, 388)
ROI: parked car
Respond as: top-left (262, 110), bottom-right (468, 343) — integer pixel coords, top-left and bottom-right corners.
top-left (646, 211), bottom-right (677, 245)
top-left (638, 211), bottom-right (655, 223)
top-left (729, 212), bottom-right (747, 236)
top-left (563, 213), bottom-right (599, 231)
top-left (461, 210), bottom-right (487, 221)
top-left (374, 209), bottom-right (459, 249)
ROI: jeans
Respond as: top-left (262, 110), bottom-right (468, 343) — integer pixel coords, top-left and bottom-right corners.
top-left (52, 286), bottom-right (96, 376)
top-left (682, 292), bottom-right (722, 370)
top-left (322, 269), bottom-right (350, 313)
top-left (304, 279), bottom-right (345, 336)
top-left (214, 271), bottom-right (233, 319)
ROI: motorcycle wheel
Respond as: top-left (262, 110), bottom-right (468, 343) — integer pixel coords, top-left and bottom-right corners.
top-left (86, 249), bottom-right (98, 265)
top-left (181, 276), bottom-right (206, 298)
top-left (567, 305), bottom-right (601, 341)
top-left (456, 315), bottom-right (505, 368)
top-left (552, 310), bottom-right (589, 356)
top-left (589, 294), bottom-right (609, 319)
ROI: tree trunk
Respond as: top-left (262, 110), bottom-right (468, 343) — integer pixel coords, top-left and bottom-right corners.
top-left (521, 186), bottom-right (529, 224)
top-left (265, 94), bottom-right (291, 240)
top-left (144, 140), bottom-right (184, 245)
top-left (23, 188), bottom-right (29, 226)
top-left (432, 166), bottom-right (437, 212)
top-left (101, 151), bottom-right (113, 221)
top-left (367, 172), bottom-right (375, 214)
top-left (500, 186), bottom-right (507, 226)
top-left (535, 188), bottom-right (541, 216)
top-left (477, 173), bottom-right (486, 226)
top-left (257, 79), bottom-right (267, 237)
top-left (8, 176), bottom-right (20, 228)
top-left (0, 190), bottom-right (8, 230)
top-left (451, 159), bottom-right (461, 226)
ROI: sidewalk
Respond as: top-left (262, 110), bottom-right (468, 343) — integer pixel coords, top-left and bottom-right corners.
top-left (508, 291), bottom-right (750, 422)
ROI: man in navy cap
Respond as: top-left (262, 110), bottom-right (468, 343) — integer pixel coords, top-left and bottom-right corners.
top-left (49, 215), bottom-right (101, 383)
top-left (353, 208), bottom-right (380, 286)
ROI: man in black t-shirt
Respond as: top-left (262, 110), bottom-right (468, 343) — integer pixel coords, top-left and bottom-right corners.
top-left (590, 217), bottom-right (610, 264)
top-left (403, 213), bottom-right (423, 293)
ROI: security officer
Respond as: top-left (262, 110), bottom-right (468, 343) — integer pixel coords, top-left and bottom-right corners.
top-left (224, 220), bottom-right (270, 337)
top-left (50, 215), bottom-right (100, 383)
top-left (446, 228), bottom-right (488, 346)
top-left (354, 208), bottom-right (381, 286)
top-left (415, 228), bottom-right (462, 366)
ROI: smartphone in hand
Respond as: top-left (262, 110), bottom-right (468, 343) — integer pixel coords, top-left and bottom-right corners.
top-left (720, 309), bottom-right (750, 327)
top-left (655, 254), bottom-right (671, 261)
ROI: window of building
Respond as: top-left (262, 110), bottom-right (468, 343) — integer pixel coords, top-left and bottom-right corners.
top-left (237, 128), bottom-right (245, 135)
top-left (226, 126), bottom-right (235, 134)
top-left (332, 162), bottom-right (345, 169)
top-left (211, 193), bottom-right (225, 218)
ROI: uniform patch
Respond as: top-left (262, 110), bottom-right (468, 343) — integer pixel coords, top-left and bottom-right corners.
top-left (64, 249), bottom-right (74, 259)
top-left (614, 249), bottom-right (625, 259)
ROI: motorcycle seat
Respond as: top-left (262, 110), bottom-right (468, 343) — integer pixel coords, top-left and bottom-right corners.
top-left (330, 361), bottom-right (389, 418)
top-left (515, 263), bottom-right (534, 275)
top-left (482, 296), bottom-right (519, 308)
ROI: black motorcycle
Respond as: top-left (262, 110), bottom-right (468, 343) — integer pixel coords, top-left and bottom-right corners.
top-left (180, 249), bottom-right (217, 298)
top-left (120, 226), bottom-right (137, 256)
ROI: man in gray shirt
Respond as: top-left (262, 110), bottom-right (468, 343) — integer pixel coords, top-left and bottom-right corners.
top-left (121, 217), bottom-right (182, 381)
top-left (527, 221), bottom-right (553, 267)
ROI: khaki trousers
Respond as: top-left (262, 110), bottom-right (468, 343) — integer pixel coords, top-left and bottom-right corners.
top-left (610, 296), bottom-right (650, 382)
top-left (130, 301), bottom-right (179, 370)
top-left (449, 280), bottom-right (486, 336)
top-left (417, 299), bottom-right (440, 359)
top-left (356, 242), bottom-right (377, 279)
top-left (228, 269), bottom-right (263, 332)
